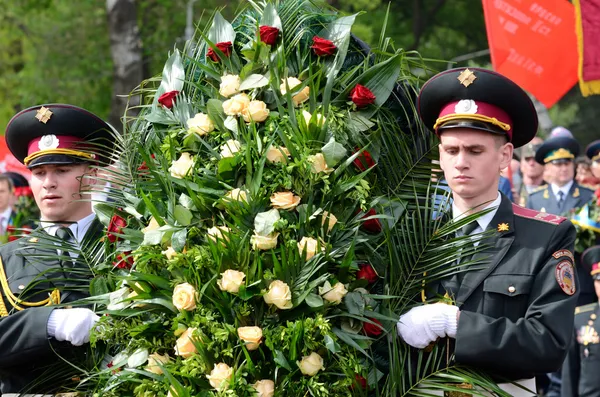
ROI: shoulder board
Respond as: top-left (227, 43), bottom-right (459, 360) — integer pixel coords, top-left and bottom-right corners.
top-left (575, 302), bottom-right (598, 315)
top-left (512, 204), bottom-right (567, 224)
top-left (531, 185), bottom-right (547, 193)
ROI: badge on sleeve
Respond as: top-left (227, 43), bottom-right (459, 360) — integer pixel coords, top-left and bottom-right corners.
top-left (555, 260), bottom-right (576, 295)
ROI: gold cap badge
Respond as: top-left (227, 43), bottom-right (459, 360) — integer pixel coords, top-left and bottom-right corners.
top-left (457, 69), bottom-right (477, 87)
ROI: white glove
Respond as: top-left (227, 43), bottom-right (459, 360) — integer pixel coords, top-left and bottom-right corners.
top-left (47, 308), bottom-right (99, 346)
top-left (396, 304), bottom-right (459, 349)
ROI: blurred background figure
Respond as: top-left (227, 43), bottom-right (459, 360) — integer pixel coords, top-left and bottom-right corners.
top-left (550, 126), bottom-right (575, 139)
top-left (0, 175), bottom-right (15, 238)
top-left (501, 155), bottom-right (521, 203)
top-left (586, 140), bottom-right (600, 181)
top-left (516, 137), bottom-right (546, 206)
top-left (576, 156), bottom-right (600, 189)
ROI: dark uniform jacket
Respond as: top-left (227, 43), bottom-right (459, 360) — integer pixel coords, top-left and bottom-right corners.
top-left (0, 219), bottom-right (103, 394)
top-left (562, 302), bottom-right (600, 397)
top-left (425, 194), bottom-right (579, 381)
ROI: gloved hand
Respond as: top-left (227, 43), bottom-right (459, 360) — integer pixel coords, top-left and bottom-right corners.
top-left (396, 303), bottom-right (459, 349)
top-left (47, 308), bottom-right (99, 346)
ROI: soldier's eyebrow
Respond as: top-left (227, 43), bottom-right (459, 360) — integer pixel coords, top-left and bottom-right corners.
top-left (440, 143), bottom-right (486, 151)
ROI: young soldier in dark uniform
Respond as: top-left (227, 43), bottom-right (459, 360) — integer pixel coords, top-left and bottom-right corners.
top-left (396, 67), bottom-right (579, 396)
top-left (562, 246), bottom-right (600, 397)
top-left (526, 136), bottom-right (594, 216)
top-left (0, 104), bottom-right (114, 395)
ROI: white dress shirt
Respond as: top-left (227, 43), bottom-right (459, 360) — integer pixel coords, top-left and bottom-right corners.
top-left (550, 180), bottom-right (573, 202)
top-left (0, 207), bottom-right (12, 234)
top-left (452, 192), bottom-right (502, 246)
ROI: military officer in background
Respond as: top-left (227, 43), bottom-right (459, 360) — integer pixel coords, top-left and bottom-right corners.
top-left (587, 140), bottom-right (600, 180)
top-left (396, 67), bottom-right (579, 396)
top-left (516, 137), bottom-right (546, 206)
top-left (0, 104), bottom-right (114, 395)
top-left (562, 246), bottom-right (600, 397)
top-left (526, 136), bottom-right (594, 216)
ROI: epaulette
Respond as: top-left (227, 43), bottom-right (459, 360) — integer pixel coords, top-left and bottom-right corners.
top-left (529, 186), bottom-right (547, 194)
top-left (512, 204), bottom-right (567, 224)
top-left (575, 302), bottom-right (598, 315)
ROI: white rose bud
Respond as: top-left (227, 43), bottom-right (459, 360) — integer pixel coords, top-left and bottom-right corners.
top-left (220, 139), bottom-right (242, 158)
top-left (172, 282), bottom-right (198, 311)
top-left (217, 269), bottom-right (246, 293)
top-left (186, 112), bottom-right (215, 136)
top-left (206, 362), bottom-right (234, 391)
top-left (297, 236), bottom-right (323, 260)
top-left (298, 352), bottom-right (324, 376)
top-left (250, 233), bottom-right (279, 251)
top-left (237, 326), bottom-right (263, 350)
top-left (263, 280), bottom-right (293, 310)
top-left (253, 380), bottom-right (275, 397)
top-left (225, 188), bottom-right (248, 203)
top-left (223, 93), bottom-right (250, 116)
top-left (308, 153), bottom-right (333, 174)
top-left (174, 327), bottom-right (198, 358)
top-left (321, 211), bottom-right (338, 232)
top-left (319, 281), bottom-right (348, 304)
top-left (145, 352), bottom-right (170, 375)
top-left (169, 152), bottom-right (195, 178)
top-left (265, 146), bottom-right (290, 163)
top-left (302, 110), bottom-right (325, 127)
top-left (162, 246), bottom-right (177, 260)
top-left (142, 217), bottom-right (160, 233)
top-left (270, 191), bottom-right (301, 210)
top-left (280, 77), bottom-right (310, 106)
top-left (242, 100), bottom-right (270, 123)
top-left (207, 226), bottom-right (231, 244)
top-left (219, 74), bottom-right (241, 98)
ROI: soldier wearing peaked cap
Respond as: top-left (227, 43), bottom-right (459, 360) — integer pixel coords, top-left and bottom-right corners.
top-left (516, 137), bottom-right (547, 207)
top-left (0, 104), bottom-right (114, 395)
top-left (396, 67), bottom-right (579, 396)
top-left (562, 246), bottom-right (600, 397)
top-left (586, 140), bottom-right (600, 180)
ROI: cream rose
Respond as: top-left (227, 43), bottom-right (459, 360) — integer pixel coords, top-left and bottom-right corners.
top-left (319, 281), bottom-right (348, 304)
top-left (298, 352), bottom-right (324, 376)
top-left (250, 233), bottom-right (279, 251)
top-left (321, 211), bottom-right (338, 232)
top-left (174, 327), bottom-right (198, 358)
top-left (186, 112), bottom-right (215, 136)
top-left (207, 225), bottom-right (231, 244)
top-left (297, 236), bottom-right (323, 260)
top-left (263, 280), bottom-right (293, 310)
top-left (220, 139), bottom-right (242, 158)
top-left (225, 188), bottom-right (248, 203)
top-left (242, 100), bottom-right (270, 123)
top-left (237, 326), bottom-right (263, 351)
top-left (308, 153), bottom-right (333, 174)
top-left (217, 269), bottom-right (246, 293)
top-left (280, 77), bottom-right (310, 106)
top-left (169, 152), bottom-right (195, 178)
top-left (302, 110), bottom-right (325, 127)
top-left (142, 217), bottom-right (160, 233)
top-left (253, 380), bottom-right (275, 397)
top-left (162, 246), bottom-right (177, 260)
top-left (219, 74), bottom-right (241, 98)
top-left (265, 146), bottom-right (290, 163)
top-left (206, 363), bottom-right (234, 391)
top-left (270, 191), bottom-right (301, 210)
top-left (172, 282), bottom-right (198, 311)
top-left (145, 352), bottom-right (170, 375)
top-left (223, 93), bottom-right (250, 116)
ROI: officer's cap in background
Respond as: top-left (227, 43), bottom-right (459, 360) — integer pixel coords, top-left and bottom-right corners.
top-left (534, 136), bottom-right (580, 165)
top-left (5, 104), bottom-right (115, 169)
top-left (417, 67), bottom-right (538, 148)
top-left (585, 140), bottom-right (600, 162)
top-left (583, 246), bottom-right (600, 281)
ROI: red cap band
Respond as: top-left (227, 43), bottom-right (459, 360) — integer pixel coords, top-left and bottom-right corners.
top-left (437, 100), bottom-right (514, 141)
top-left (27, 135), bottom-right (86, 157)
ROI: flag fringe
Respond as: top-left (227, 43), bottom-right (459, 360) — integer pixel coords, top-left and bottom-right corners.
top-left (574, 0), bottom-right (600, 96)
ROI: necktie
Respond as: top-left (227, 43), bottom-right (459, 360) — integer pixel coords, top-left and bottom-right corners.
top-left (56, 226), bottom-right (74, 266)
top-left (557, 191), bottom-right (565, 210)
top-left (456, 221), bottom-right (478, 285)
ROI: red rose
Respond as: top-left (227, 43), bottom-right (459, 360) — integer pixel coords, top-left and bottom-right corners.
top-left (138, 154), bottom-right (156, 172)
top-left (357, 263), bottom-right (378, 284)
top-left (14, 186), bottom-right (33, 197)
top-left (351, 374), bottom-right (368, 390)
top-left (158, 90), bottom-right (179, 109)
top-left (350, 84), bottom-right (376, 108)
top-left (207, 41), bottom-right (233, 62)
top-left (353, 148), bottom-right (375, 171)
top-left (259, 25), bottom-right (279, 46)
top-left (113, 252), bottom-right (134, 269)
top-left (107, 215), bottom-right (127, 243)
top-left (311, 36), bottom-right (336, 56)
top-left (363, 318), bottom-right (383, 337)
top-left (360, 208), bottom-right (382, 233)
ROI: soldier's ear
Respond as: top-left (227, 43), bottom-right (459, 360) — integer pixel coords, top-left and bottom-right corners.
top-left (499, 142), bottom-right (513, 172)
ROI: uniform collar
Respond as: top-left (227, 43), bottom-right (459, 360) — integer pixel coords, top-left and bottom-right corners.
top-left (452, 192), bottom-right (502, 233)
top-left (40, 212), bottom-right (96, 242)
top-left (550, 180), bottom-right (573, 199)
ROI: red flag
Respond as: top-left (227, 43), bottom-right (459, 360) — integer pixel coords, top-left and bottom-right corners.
top-left (482, 0), bottom-right (578, 108)
top-left (574, 0), bottom-right (600, 96)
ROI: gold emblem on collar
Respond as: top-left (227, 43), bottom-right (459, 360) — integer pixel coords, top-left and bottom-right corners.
top-left (497, 222), bottom-right (509, 232)
top-left (543, 189), bottom-right (549, 199)
top-left (457, 69), bottom-right (477, 87)
top-left (574, 187), bottom-right (580, 198)
top-left (35, 106), bottom-right (53, 124)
